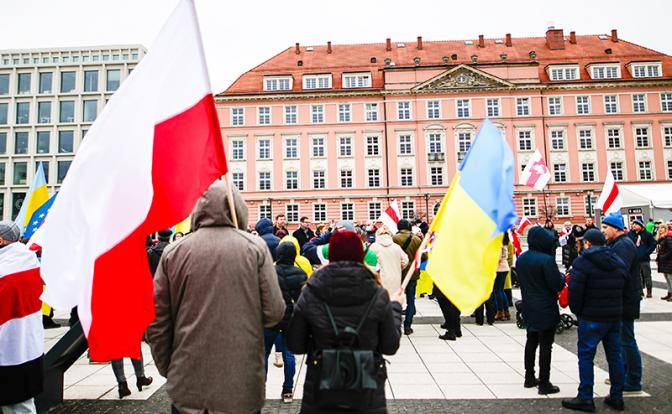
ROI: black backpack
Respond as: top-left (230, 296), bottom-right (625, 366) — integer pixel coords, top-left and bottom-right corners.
top-left (314, 290), bottom-right (384, 410)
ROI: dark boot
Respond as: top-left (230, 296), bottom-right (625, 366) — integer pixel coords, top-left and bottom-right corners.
top-left (438, 331), bottom-right (456, 341)
top-left (661, 292), bottom-right (672, 300)
top-left (118, 381), bottom-right (131, 399)
top-left (404, 327), bottom-right (414, 335)
top-left (136, 376), bottom-right (153, 391)
top-left (524, 373), bottom-right (539, 388)
top-left (646, 287), bottom-right (653, 298)
top-left (603, 396), bottom-right (624, 411)
top-left (538, 382), bottom-right (560, 395)
top-left (562, 397), bottom-right (596, 412)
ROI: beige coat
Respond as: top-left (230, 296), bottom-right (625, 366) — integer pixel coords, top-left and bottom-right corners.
top-left (370, 230), bottom-right (409, 297)
top-left (147, 181), bottom-right (285, 414)
top-left (497, 245), bottom-right (510, 272)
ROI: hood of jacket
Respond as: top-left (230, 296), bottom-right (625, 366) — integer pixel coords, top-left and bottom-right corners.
top-left (192, 180), bottom-right (248, 231)
top-left (374, 233), bottom-right (394, 247)
top-left (276, 241), bottom-right (297, 266)
top-left (280, 235), bottom-right (301, 254)
top-left (580, 246), bottom-right (626, 272)
top-left (306, 261), bottom-right (379, 307)
top-left (255, 218), bottom-right (274, 236)
top-left (527, 226), bottom-right (556, 255)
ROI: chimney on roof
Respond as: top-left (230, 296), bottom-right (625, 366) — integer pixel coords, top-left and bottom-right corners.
top-left (295, 43), bottom-right (300, 54)
top-left (327, 41), bottom-right (332, 54)
top-left (386, 38), bottom-right (392, 51)
top-left (417, 36), bottom-right (423, 50)
top-left (545, 27), bottom-right (565, 50)
top-left (569, 31), bottom-right (577, 44)
top-left (611, 29), bottom-right (618, 42)
top-left (505, 33), bottom-right (512, 47)
top-left (478, 35), bottom-right (485, 48)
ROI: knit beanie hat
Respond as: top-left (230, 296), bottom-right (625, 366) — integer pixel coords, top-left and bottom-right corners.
top-left (583, 229), bottom-right (606, 246)
top-left (329, 230), bottom-right (364, 263)
top-left (0, 221), bottom-right (20, 243)
top-left (602, 213), bottom-right (624, 231)
top-left (631, 218), bottom-right (644, 228)
top-left (397, 219), bottom-right (412, 231)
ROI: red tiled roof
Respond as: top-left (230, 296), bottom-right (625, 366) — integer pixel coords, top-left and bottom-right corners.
top-left (222, 32), bottom-right (672, 95)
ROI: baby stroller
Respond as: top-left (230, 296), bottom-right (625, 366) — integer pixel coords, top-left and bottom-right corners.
top-left (514, 299), bottom-right (576, 334)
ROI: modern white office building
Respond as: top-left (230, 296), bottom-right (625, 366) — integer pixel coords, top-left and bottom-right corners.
top-left (0, 45), bottom-right (146, 220)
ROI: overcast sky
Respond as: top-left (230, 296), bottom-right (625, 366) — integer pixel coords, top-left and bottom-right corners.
top-left (2, 0), bottom-right (670, 94)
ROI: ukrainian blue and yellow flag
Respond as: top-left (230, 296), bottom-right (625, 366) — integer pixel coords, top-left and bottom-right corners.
top-left (24, 192), bottom-right (57, 239)
top-left (425, 119), bottom-right (517, 313)
top-left (15, 162), bottom-right (50, 236)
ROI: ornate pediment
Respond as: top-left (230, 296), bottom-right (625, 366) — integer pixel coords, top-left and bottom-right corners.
top-left (412, 64), bottom-right (514, 92)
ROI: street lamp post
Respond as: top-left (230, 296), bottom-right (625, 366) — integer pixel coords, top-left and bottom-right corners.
top-left (587, 190), bottom-right (594, 218)
top-left (424, 193), bottom-right (430, 220)
top-left (267, 197), bottom-right (272, 219)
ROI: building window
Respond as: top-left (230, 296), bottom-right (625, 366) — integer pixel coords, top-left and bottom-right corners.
top-left (518, 130), bottom-right (532, 151)
top-left (550, 130), bottom-right (565, 150)
top-left (548, 97), bottom-right (562, 115)
top-left (632, 63), bottom-right (661, 78)
top-left (400, 201), bottom-right (415, 220)
top-left (457, 131), bottom-right (472, 162)
top-left (286, 204), bottom-right (299, 223)
top-left (365, 103), bottom-right (378, 121)
top-left (428, 133), bottom-right (443, 154)
top-left (314, 203), bottom-right (326, 223)
top-left (257, 139), bottom-right (271, 160)
top-left (36, 131), bottom-right (50, 154)
top-left (285, 137), bottom-right (298, 159)
top-left (667, 160), bottom-right (672, 180)
top-left (583, 195), bottom-right (597, 216)
top-left (430, 167), bottom-right (444, 186)
top-left (312, 170), bottom-right (325, 189)
top-left (581, 163), bottom-right (596, 182)
top-left (576, 96), bottom-right (590, 115)
top-left (399, 134), bottom-right (412, 155)
top-left (635, 127), bottom-right (650, 148)
top-left (14, 162), bottom-right (28, 185)
top-left (427, 100), bottom-right (441, 119)
top-left (456, 99), bottom-right (470, 118)
top-left (338, 104), bottom-right (351, 122)
top-left (610, 162), bottom-right (624, 181)
top-left (38, 72), bottom-right (52, 94)
top-left (312, 136), bottom-right (325, 157)
top-left (258, 171), bottom-right (271, 190)
top-left (285, 171), bottom-right (298, 189)
top-left (231, 139), bottom-right (244, 160)
top-left (264, 76), bottom-right (292, 91)
top-left (343, 73), bottom-right (371, 88)
top-left (106, 69), bottom-right (120, 91)
top-left (84, 70), bottom-right (98, 92)
top-left (82, 100), bottom-right (97, 122)
top-left (516, 97), bottom-right (530, 116)
top-left (284, 105), bottom-right (297, 124)
top-left (400, 168), bottom-right (413, 186)
top-left (339, 136), bottom-right (352, 157)
top-left (0, 73), bottom-right (9, 95)
top-left (397, 101), bottom-right (411, 120)
top-left (58, 130), bottom-right (74, 153)
top-left (0, 103), bottom-right (6, 125)
top-left (592, 65), bottom-right (620, 79)
top-left (257, 107), bottom-right (271, 125)
top-left (57, 160), bottom-right (71, 184)
top-left (37, 101), bottom-right (51, 123)
top-left (366, 135), bottom-right (380, 156)
top-left (632, 94), bottom-right (646, 113)
top-left (522, 198), bottom-right (537, 217)
top-left (17, 73), bottom-right (31, 94)
top-left (0, 162), bottom-right (4, 185)
top-left (368, 169), bottom-right (380, 187)
top-left (556, 197), bottom-right (570, 216)
top-left (0, 132), bottom-right (6, 154)
top-left (231, 172), bottom-right (244, 191)
top-left (231, 107), bottom-right (244, 126)
top-left (303, 74), bottom-right (331, 89)
top-left (638, 161), bottom-right (653, 180)
top-left (368, 202), bottom-right (381, 220)
top-left (341, 203), bottom-right (354, 221)
top-left (604, 95), bottom-right (618, 114)
top-left (553, 164), bottom-right (567, 183)
top-left (311, 105), bottom-right (324, 123)
top-left (486, 98), bottom-right (500, 117)
top-left (549, 66), bottom-right (578, 80)
top-left (14, 132), bottom-right (28, 154)
top-left (607, 128), bottom-right (622, 149)
top-left (664, 126), bottom-right (672, 147)
top-left (578, 129), bottom-right (593, 150)
top-left (15, 102), bottom-right (29, 124)
top-left (59, 100), bottom-right (75, 123)
top-left (259, 205), bottom-right (272, 220)
top-left (661, 93), bottom-right (672, 112)
top-left (340, 170), bottom-right (353, 188)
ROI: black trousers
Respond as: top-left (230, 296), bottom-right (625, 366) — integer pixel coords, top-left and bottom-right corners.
top-left (434, 286), bottom-right (461, 334)
top-left (524, 329), bottom-right (556, 384)
top-left (475, 293), bottom-right (496, 325)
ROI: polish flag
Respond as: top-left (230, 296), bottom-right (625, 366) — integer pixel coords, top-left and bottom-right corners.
top-left (377, 200), bottom-right (401, 233)
top-left (39, 0), bottom-right (228, 361)
top-left (596, 170), bottom-right (622, 215)
top-left (510, 231), bottom-right (522, 256)
top-left (515, 216), bottom-right (532, 235)
top-left (519, 150), bottom-right (551, 191)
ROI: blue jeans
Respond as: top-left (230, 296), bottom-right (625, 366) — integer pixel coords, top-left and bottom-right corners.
top-left (493, 271), bottom-right (509, 312)
top-left (621, 319), bottom-right (642, 391)
top-left (577, 320), bottom-right (624, 401)
top-left (264, 329), bottom-right (295, 392)
top-left (404, 279), bottom-right (417, 329)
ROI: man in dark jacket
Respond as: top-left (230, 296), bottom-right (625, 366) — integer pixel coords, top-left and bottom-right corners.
top-left (264, 242), bottom-right (307, 403)
top-left (602, 213), bottom-right (643, 394)
top-left (627, 219), bottom-right (657, 298)
top-left (147, 229), bottom-right (172, 277)
top-left (562, 229), bottom-right (627, 412)
top-left (292, 216), bottom-right (315, 249)
top-left (516, 226), bottom-right (565, 395)
top-left (256, 217), bottom-right (280, 261)
top-left (301, 220), bottom-right (355, 265)
top-left (393, 219), bottom-right (423, 335)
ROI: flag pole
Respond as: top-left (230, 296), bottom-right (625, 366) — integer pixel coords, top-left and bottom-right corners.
top-left (400, 232), bottom-right (431, 291)
top-left (225, 172), bottom-right (239, 229)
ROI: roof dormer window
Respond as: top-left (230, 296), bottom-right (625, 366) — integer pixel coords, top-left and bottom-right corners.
top-left (590, 63), bottom-right (621, 79)
top-left (342, 72), bottom-right (371, 88)
top-left (303, 74), bottom-right (332, 90)
top-left (548, 65), bottom-right (579, 81)
top-left (263, 76), bottom-right (293, 91)
top-left (629, 61), bottom-right (662, 78)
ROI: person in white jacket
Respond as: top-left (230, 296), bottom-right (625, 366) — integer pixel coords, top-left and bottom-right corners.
top-left (370, 225), bottom-right (409, 297)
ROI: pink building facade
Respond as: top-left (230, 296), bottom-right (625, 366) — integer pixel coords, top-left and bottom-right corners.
top-left (217, 29), bottom-right (672, 229)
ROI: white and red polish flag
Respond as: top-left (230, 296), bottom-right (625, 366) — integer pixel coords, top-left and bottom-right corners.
top-left (595, 170), bottom-right (622, 215)
top-left (516, 216), bottom-right (531, 235)
top-left (38, 0), bottom-right (228, 361)
top-left (377, 200), bottom-right (401, 233)
top-left (519, 150), bottom-right (551, 191)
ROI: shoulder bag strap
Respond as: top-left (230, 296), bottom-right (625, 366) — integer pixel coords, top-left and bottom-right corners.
top-left (355, 290), bottom-right (381, 334)
top-left (322, 302), bottom-right (340, 338)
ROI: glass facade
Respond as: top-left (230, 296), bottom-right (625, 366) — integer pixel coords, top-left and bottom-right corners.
top-left (58, 130), bottom-right (74, 153)
top-left (38, 101), bottom-right (51, 123)
top-left (39, 72), bottom-right (52, 93)
top-left (84, 70), bottom-right (98, 92)
top-left (59, 101), bottom-right (75, 122)
top-left (106, 69), bottom-right (120, 91)
top-left (36, 131), bottom-right (50, 154)
top-left (14, 132), bottom-right (28, 154)
top-left (60, 71), bottom-right (76, 93)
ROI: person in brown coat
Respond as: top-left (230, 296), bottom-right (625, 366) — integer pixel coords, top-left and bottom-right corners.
top-left (147, 180), bottom-right (286, 414)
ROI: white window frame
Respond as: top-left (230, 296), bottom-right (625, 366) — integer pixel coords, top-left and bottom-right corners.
top-left (553, 163), bottom-right (567, 183)
top-left (286, 204), bottom-right (299, 223)
top-left (231, 107), bottom-right (245, 126)
top-left (456, 99), bottom-right (470, 118)
top-left (606, 127), bottom-right (622, 149)
top-left (522, 198), bottom-right (537, 217)
top-left (365, 103), bottom-right (379, 122)
top-left (634, 126), bottom-right (650, 148)
top-left (516, 97), bottom-right (531, 116)
top-left (581, 163), bottom-right (596, 182)
top-left (517, 129), bottom-right (533, 151)
top-left (338, 136), bottom-right (353, 157)
top-left (397, 101), bottom-right (411, 120)
top-left (284, 105), bottom-right (298, 124)
top-left (312, 169), bottom-right (325, 189)
top-left (632, 94), bottom-right (647, 113)
top-left (257, 138), bottom-right (271, 160)
top-left (341, 203), bottom-right (354, 221)
top-left (661, 93), bottom-right (672, 112)
top-left (550, 129), bottom-right (565, 151)
top-left (427, 132), bottom-right (443, 154)
top-left (263, 76), bottom-right (292, 91)
top-left (578, 129), bottom-right (594, 150)
top-left (367, 168), bottom-right (381, 188)
top-left (311, 104), bottom-right (324, 123)
top-left (426, 100), bottom-right (441, 119)
top-left (366, 135), bottom-right (380, 156)
top-left (342, 72), bottom-right (371, 88)
top-left (590, 64), bottom-right (621, 79)
top-left (576, 95), bottom-right (591, 115)
top-left (285, 170), bottom-right (299, 190)
top-left (313, 203), bottom-right (326, 223)
top-left (547, 96), bottom-right (562, 115)
top-left (398, 134), bottom-right (413, 155)
top-left (610, 161), bottom-right (624, 181)
top-left (339, 169), bottom-right (353, 188)
top-left (486, 98), bottom-right (500, 117)
top-left (400, 201), bottom-right (415, 220)
top-left (663, 125), bottom-right (672, 147)
top-left (548, 65), bottom-right (579, 81)
top-left (311, 136), bottom-right (326, 158)
top-left (667, 160), bottom-right (672, 180)
top-left (630, 62), bottom-right (662, 78)
top-left (259, 204), bottom-right (272, 220)
top-left (257, 106), bottom-right (271, 125)
top-left (604, 95), bottom-right (619, 114)
top-left (231, 171), bottom-right (244, 191)
top-left (400, 168), bottom-right (414, 187)
top-left (258, 171), bottom-right (272, 191)
top-left (338, 103), bottom-right (352, 123)
top-left (556, 197), bottom-right (571, 217)
top-left (284, 136), bottom-right (299, 159)
top-left (638, 160), bottom-right (653, 180)
top-left (430, 166), bottom-right (444, 186)
top-left (456, 130), bottom-right (472, 162)
top-left (230, 139), bottom-right (245, 160)
top-left (368, 202), bottom-right (382, 220)
top-left (303, 74), bottom-right (332, 89)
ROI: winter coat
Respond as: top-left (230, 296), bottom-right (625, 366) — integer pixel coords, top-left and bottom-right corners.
top-left (515, 227), bottom-right (565, 332)
top-left (147, 181), bottom-right (285, 414)
top-left (256, 217), bottom-right (280, 261)
top-left (279, 235), bottom-right (313, 277)
top-left (627, 229), bottom-right (657, 263)
top-left (273, 242), bottom-right (308, 332)
top-left (292, 226), bottom-right (315, 250)
top-left (392, 230), bottom-right (422, 282)
top-left (287, 261), bottom-right (402, 414)
top-left (561, 233), bottom-right (578, 269)
top-left (147, 241), bottom-right (169, 277)
top-left (370, 232), bottom-right (409, 296)
top-left (302, 231), bottom-right (332, 265)
top-left (609, 234), bottom-right (641, 321)
top-left (568, 246), bottom-right (627, 323)
top-left (497, 245), bottom-right (510, 273)
top-left (657, 235), bottom-right (672, 274)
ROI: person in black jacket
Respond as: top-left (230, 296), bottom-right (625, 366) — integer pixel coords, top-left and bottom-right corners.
top-left (255, 217), bottom-right (280, 261)
top-left (292, 216), bottom-right (315, 250)
top-left (602, 213), bottom-right (643, 394)
top-left (147, 229), bottom-right (172, 277)
top-left (515, 226), bottom-right (565, 395)
top-left (264, 242), bottom-right (307, 403)
top-left (657, 225), bottom-right (672, 300)
top-left (287, 230), bottom-right (403, 414)
top-left (562, 229), bottom-right (627, 412)
top-left (627, 219), bottom-right (657, 298)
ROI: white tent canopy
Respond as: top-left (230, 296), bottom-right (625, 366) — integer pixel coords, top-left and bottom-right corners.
top-left (619, 184), bottom-right (672, 209)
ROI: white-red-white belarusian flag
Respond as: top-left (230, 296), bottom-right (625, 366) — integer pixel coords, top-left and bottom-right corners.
top-left (596, 170), bottom-right (622, 215)
top-left (39, 0), bottom-right (228, 361)
top-left (519, 150), bottom-right (551, 191)
top-left (515, 216), bottom-right (531, 235)
top-left (377, 200), bottom-right (401, 233)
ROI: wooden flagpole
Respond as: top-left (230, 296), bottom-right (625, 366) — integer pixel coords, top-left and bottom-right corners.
top-left (225, 171), bottom-right (239, 229)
